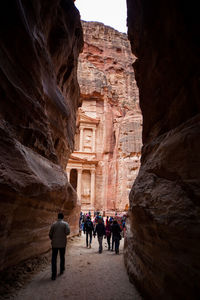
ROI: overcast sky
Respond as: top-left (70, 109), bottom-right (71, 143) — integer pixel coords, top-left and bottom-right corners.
top-left (75, 0), bottom-right (127, 33)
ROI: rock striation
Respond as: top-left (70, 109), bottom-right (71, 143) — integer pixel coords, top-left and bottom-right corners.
top-left (0, 0), bottom-right (83, 271)
top-left (68, 21), bottom-right (142, 214)
top-left (125, 1), bottom-right (200, 299)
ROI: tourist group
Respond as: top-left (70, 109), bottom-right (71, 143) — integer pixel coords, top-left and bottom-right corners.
top-left (80, 211), bottom-right (126, 254)
top-left (49, 212), bottom-right (126, 280)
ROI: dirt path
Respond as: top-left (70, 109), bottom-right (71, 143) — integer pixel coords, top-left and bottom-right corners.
top-left (14, 235), bottom-right (142, 300)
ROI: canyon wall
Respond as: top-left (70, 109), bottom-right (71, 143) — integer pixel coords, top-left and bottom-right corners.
top-left (125, 0), bottom-right (200, 299)
top-left (0, 0), bottom-right (83, 271)
top-left (70, 21), bottom-right (142, 214)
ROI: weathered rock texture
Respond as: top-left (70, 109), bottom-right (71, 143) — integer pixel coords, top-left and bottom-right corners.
top-left (125, 1), bottom-right (200, 299)
top-left (0, 0), bottom-right (83, 271)
top-left (71, 21), bottom-right (142, 214)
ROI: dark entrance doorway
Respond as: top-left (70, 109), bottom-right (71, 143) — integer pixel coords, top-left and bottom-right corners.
top-left (70, 169), bottom-right (78, 191)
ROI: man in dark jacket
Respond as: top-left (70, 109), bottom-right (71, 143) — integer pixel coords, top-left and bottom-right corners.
top-left (94, 217), bottom-right (106, 253)
top-left (49, 212), bottom-right (70, 280)
top-left (84, 216), bottom-right (94, 248)
top-left (111, 220), bottom-right (122, 254)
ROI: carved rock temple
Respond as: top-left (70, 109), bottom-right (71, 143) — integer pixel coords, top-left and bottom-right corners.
top-left (67, 21), bottom-right (142, 215)
top-left (0, 1), bottom-right (199, 299)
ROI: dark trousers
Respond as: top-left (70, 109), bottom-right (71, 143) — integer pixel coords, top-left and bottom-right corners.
top-left (98, 235), bottom-right (103, 252)
top-left (107, 235), bottom-right (111, 249)
top-left (112, 234), bottom-right (115, 250)
top-left (114, 237), bottom-right (120, 253)
top-left (52, 247), bottom-right (66, 277)
top-left (86, 231), bottom-right (92, 246)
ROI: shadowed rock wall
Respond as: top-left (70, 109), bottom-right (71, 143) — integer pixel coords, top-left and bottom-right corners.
top-left (0, 0), bottom-right (83, 271)
top-left (125, 0), bottom-right (200, 299)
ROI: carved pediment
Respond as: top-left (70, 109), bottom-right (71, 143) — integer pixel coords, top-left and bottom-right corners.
top-left (77, 111), bottom-right (100, 125)
top-left (68, 154), bottom-right (98, 165)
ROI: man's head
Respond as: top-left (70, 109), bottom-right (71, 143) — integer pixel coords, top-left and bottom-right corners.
top-left (58, 212), bottom-right (64, 219)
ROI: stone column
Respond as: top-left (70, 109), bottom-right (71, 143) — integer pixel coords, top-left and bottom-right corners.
top-left (90, 169), bottom-right (95, 209)
top-left (79, 127), bottom-right (84, 152)
top-left (67, 169), bottom-right (70, 181)
top-left (92, 128), bottom-right (96, 153)
top-left (77, 169), bottom-right (82, 204)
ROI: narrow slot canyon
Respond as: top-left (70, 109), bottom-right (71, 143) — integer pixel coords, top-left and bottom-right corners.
top-left (0, 1), bottom-right (199, 300)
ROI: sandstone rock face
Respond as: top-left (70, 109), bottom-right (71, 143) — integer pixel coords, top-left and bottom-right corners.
top-left (125, 1), bottom-right (200, 299)
top-left (0, 0), bottom-right (83, 271)
top-left (69, 21), bottom-right (142, 214)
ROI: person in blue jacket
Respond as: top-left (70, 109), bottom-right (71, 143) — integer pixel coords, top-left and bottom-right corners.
top-left (84, 216), bottom-right (94, 248)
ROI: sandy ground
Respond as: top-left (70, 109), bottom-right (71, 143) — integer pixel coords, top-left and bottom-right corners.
top-left (14, 234), bottom-right (142, 300)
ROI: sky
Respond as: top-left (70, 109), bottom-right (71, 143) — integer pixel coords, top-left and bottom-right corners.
top-left (75, 0), bottom-right (127, 33)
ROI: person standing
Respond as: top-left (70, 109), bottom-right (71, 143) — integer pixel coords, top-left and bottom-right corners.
top-left (83, 216), bottom-right (94, 248)
top-left (110, 220), bottom-right (115, 251)
top-left (49, 212), bottom-right (70, 280)
top-left (122, 216), bottom-right (126, 238)
top-left (111, 220), bottom-right (122, 254)
top-left (105, 221), bottom-right (112, 250)
top-left (94, 217), bottom-right (106, 253)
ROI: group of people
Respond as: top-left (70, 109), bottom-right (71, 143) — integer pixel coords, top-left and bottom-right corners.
top-left (81, 212), bottom-right (126, 255)
top-left (49, 212), bottom-right (126, 280)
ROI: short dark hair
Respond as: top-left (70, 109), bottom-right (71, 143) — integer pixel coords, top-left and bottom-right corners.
top-left (58, 212), bottom-right (64, 219)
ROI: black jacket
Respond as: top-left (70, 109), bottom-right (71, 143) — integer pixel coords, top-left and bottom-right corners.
top-left (111, 223), bottom-right (122, 238)
top-left (94, 223), bottom-right (106, 237)
top-left (84, 220), bottom-right (94, 233)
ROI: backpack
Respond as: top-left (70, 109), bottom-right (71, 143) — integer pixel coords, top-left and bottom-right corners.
top-left (86, 220), bottom-right (93, 231)
top-left (105, 225), bottom-right (111, 237)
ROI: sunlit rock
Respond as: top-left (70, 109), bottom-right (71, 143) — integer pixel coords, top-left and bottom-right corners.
top-left (67, 21), bottom-right (142, 215)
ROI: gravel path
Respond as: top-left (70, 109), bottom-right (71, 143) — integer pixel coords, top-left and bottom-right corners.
top-left (14, 234), bottom-right (142, 300)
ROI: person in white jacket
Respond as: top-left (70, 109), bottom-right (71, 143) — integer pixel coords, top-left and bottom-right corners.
top-left (49, 212), bottom-right (70, 280)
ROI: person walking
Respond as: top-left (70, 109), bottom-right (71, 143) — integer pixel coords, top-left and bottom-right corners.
top-left (111, 220), bottom-right (122, 254)
top-left (84, 216), bottom-right (94, 248)
top-left (105, 220), bottom-right (112, 250)
top-left (110, 220), bottom-right (115, 251)
top-left (122, 216), bottom-right (126, 238)
top-left (94, 217), bottom-right (106, 253)
top-left (49, 212), bottom-right (70, 280)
